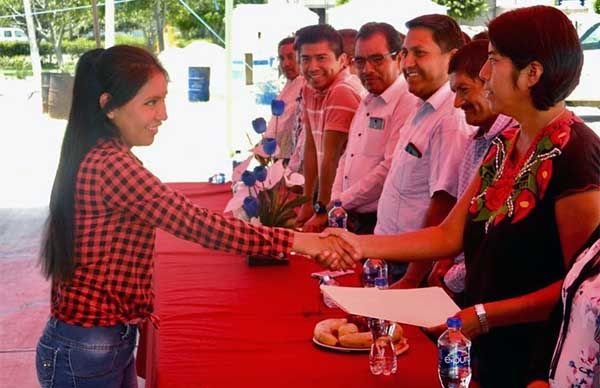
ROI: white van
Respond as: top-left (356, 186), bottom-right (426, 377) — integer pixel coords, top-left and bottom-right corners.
top-left (0, 27), bottom-right (28, 42)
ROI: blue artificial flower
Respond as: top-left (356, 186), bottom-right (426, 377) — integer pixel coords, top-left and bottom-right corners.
top-left (253, 165), bottom-right (268, 182)
top-left (271, 99), bottom-right (285, 116)
top-left (262, 137), bottom-right (277, 156)
top-left (241, 170), bottom-right (256, 187)
top-left (252, 117), bottom-right (267, 134)
top-left (242, 196), bottom-right (259, 218)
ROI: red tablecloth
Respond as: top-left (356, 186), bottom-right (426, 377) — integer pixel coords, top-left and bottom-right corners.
top-left (137, 182), bottom-right (441, 388)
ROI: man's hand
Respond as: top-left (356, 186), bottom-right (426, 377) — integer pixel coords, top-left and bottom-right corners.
top-left (316, 228), bottom-right (363, 269)
top-left (302, 213), bottom-right (328, 232)
top-left (424, 306), bottom-right (484, 341)
top-left (427, 258), bottom-right (455, 288)
top-left (295, 203), bottom-right (314, 227)
top-left (292, 231), bottom-right (361, 270)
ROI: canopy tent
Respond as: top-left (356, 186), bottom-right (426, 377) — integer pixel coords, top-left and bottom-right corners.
top-left (327, 0), bottom-right (447, 33)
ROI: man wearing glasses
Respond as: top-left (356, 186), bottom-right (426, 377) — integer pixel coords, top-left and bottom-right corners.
top-left (302, 22), bottom-right (417, 234)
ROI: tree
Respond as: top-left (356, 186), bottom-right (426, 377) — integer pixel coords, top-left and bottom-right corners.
top-left (594, 0), bottom-right (599, 14)
top-left (0, 0), bottom-right (92, 69)
top-left (433, 0), bottom-right (487, 21)
top-left (336, 0), bottom-right (351, 4)
top-left (167, 0), bottom-right (265, 44)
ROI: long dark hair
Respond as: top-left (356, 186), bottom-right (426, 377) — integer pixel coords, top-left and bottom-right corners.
top-left (40, 45), bottom-right (167, 281)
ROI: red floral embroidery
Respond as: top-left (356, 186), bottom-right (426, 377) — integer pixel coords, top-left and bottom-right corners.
top-left (512, 189), bottom-right (536, 224)
top-left (536, 159), bottom-right (553, 199)
top-left (502, 126), bottom-right (520, 141)
top-left (469, 111), bottom-right (575, 232)
top-left (493, 212), bottom-right (506, 226)
top-left (482, 143), bottom-right (498, 165)
top-left (484, 177), bottom-right (512, 211)
top-left (550, 124), bottom-right (571, 148)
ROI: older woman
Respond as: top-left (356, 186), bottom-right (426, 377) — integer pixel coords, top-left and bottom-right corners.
top-left (322, 6), bottom-right (600, 387)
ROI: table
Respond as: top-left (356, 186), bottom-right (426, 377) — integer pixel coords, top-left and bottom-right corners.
top-left (137, 183), bottom-right (441, 388)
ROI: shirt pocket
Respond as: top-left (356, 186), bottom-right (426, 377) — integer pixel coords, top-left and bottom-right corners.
top-left (363, 128), bottom-right (387, 157)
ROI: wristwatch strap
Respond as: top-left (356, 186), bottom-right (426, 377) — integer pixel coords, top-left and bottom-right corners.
top-left (474, 303), bottom-right (490, 334)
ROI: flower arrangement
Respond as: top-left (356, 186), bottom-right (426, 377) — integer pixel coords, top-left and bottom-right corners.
top-left (225, 99), bottom-right (309, 228)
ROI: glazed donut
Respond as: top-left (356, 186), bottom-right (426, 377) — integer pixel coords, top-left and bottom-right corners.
top-left (313, 318), bottom-right (347, 346)
top-left (339, 323), bottom-right (403, 348)
top-left (338, 323), bottom-right (359, 337)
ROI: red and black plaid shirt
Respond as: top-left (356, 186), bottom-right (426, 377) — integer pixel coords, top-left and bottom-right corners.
top-left (52, 138), bottom-right (294, 327)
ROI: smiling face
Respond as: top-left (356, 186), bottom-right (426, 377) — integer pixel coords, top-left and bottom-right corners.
top-left (278, 42), bottom-right (299, 81)
top-left (401, 27), bottom-right (455, 100)
top-left (355, 32), bottom-right (401, 95)
top-left (105, 71), bottom-right (168, 148)
top-left (299, 40), bottom-right (345, 91)
top-left (449, 71), bottom-right (496, 128)
top-left (478, 42), bottom-right (529, 117)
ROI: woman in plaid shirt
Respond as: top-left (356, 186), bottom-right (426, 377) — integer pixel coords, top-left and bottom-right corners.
top-left (35, 45), bottom-right (357, 388)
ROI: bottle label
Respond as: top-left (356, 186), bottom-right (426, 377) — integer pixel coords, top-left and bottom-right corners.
top-left (328, 217), bottom-right (346, 228)
top-left (439, 347), bottom-right (470, 368)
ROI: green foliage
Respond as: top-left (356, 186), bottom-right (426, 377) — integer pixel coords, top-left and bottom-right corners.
top-left (167, 0), bottom-right (265, 45)
top-left (256, 179), bottom-right (309, 227)
top-left (433, 0), bottom-right (487, 21)
top-left (0, 41), bottom-right (53, 57)
top-left (336, 0), bottom-right (351, 4)
top-left (595, 0), bottom-right (600, 14)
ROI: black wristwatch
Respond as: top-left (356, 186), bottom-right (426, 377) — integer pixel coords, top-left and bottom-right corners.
top-left (313, 201), bottom-right (327, 215)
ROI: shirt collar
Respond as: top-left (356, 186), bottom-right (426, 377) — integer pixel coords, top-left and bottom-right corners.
top-left (372, 76), bottom-right (409, 105)
top-left (424, 81), bottom-right (452, 110)
top-left (478, 114), bottom-right (518, 141)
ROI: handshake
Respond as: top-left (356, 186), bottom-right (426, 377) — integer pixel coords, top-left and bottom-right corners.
top-left (293, 228), bottom-right (363, 270)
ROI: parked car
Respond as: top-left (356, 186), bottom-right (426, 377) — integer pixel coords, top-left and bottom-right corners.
top-left (0, 27), bottom-right (27, 42)
top-left (568, 22), bottom-right (600, 104)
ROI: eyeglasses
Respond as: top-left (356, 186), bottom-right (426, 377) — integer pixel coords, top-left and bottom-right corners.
top-left (352, 52), bottom-right (398, 68)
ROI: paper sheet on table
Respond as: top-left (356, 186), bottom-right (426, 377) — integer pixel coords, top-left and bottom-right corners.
top-left (321, 285), bottom-right (460, 327)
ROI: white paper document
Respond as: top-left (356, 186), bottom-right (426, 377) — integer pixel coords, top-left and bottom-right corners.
top-left (321, 285), bottom-right (460, 327)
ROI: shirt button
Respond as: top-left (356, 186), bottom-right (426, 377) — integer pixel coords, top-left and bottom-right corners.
top-left (350, 154), bottom-right (354, 157)
top-left (366, 113), bottom-right (370, 116)
top-left (358, 133), bottom-right (362, 137)
top-left (344, 176), bottom-right (348, 179)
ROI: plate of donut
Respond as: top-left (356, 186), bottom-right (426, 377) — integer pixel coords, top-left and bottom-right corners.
top-left (312, 316), bottom-right (409, 354)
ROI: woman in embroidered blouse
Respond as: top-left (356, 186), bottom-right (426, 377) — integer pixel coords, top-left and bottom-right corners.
top-left (35, 46), bottom-right (357, 388)
top-left (321, 6), bottom-right (600, 387)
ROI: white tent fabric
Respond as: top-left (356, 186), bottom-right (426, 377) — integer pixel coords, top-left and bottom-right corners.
top-left (327, 0), bottom-right (448, 33)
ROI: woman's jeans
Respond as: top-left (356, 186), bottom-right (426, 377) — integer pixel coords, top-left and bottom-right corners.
top-left (36, 317), bottom-right (138, 388)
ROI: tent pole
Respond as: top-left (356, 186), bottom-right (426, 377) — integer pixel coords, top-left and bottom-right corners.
top-left (225, 0), bottom-right (233, 157)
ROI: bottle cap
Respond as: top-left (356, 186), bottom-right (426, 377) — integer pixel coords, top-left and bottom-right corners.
top-left (447, 317), bottom-right (461, 328)
top-left (333, 199), bottom-right (342, 207)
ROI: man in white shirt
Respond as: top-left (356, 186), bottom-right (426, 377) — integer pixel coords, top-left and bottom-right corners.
top-left (264, 37), bottom-right (305, 161)
top-left (302, 22), bottom-right (418, 234)
top-left (375, 14), bottom-right (474, 285)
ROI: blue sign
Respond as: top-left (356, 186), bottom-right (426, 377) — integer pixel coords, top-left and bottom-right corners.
top-left (188, 67), bottom-right (210, 102)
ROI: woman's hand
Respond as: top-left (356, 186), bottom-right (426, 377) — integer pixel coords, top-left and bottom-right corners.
top-left (292, 232), bottom-right (361, 270)
top-left (425, 306), bottom-right (484, 341)
top-left (455, 307), bottom-right (484, 339)
top-left (316, 228), bottom-right (363, 269)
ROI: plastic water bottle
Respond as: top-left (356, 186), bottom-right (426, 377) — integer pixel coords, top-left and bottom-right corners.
top-left (362, 259), bottom-right (388, 288)
top-left (328, 200), bottom-right (347, 229)
top-left (319, 275), bottom-right (339, 308)
top-left (368, 277), bottom-right (397, 375)
top-left (438, 317), bottom-right (472, 388)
